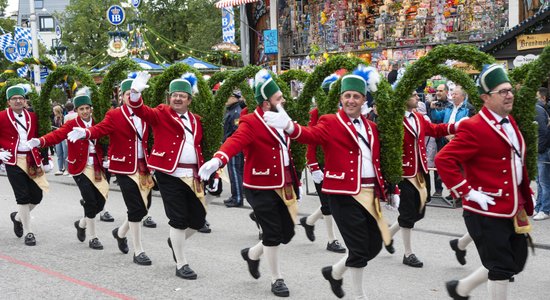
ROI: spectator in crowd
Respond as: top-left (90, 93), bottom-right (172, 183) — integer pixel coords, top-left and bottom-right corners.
top-left (223, 90), bottom-right (245, 208)
top-left (51, 105), bottom-right (68, 176)
top-left (535, 87), bottom-right (550, 221)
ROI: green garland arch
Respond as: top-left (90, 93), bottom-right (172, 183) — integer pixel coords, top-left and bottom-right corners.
top-left (147, 63), bottom-right (219, 160)
top-left (511, 44), bottom-right (550, 179)
top-left (207, 70), bottom-right (235, 89)
top-left (96, 58), bottom-right (141, 122)
top-left (39, 65), bottom-right (99, 136)
top-left (0, 56), bottom-right (57, 85)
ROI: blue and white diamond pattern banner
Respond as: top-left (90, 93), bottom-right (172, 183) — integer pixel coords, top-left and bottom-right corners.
top-left (0, 33), bottom-right (20, 62)
top-left (222, 7), bottom-right (235, 44)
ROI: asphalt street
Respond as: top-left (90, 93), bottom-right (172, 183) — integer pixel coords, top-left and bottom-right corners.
top-left (0, 169), bottom-right (549, 300)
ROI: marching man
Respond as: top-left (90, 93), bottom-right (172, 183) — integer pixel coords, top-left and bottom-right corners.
top-left (28, 87), bottom-right (108, 250)
top-left (0, 84), bottom-right (49, 246)
top-left (387, 90), bottom-right (457, 268)
top-left (68, 76), bottom-right (154, 264)
top-left (436, 64), bottom-right (533, 300)
top-left (199, 69), bottom-right (299, 297)
top-left (263, 65), bottom-right (395, 299)
top-left (126, 71), bottom-right (207, 279)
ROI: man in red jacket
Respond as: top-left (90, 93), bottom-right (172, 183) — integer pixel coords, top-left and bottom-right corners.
top-left (199, 69), bottom-right (299, 297)
top-left (0, 84), bottom-right (49, 246)
top-left (126, 72), bottom-right (206, 280)
top-left (29, 87), bottom-right (107, 250)
top-left (67, 77), bottom-right (154, 264)
top-left (387, 90), bottom-right (457, 268)
top-left (262, 65), bottom-right (394, 299)
top-left (300, 74), bottom-right (345, 253)
top-left (436, 64), bottom-right (533, 300)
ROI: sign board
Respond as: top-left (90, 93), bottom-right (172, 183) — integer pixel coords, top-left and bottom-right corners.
top-left (263, 30), bottom-right (278, 55)
top-left (222, 7), bottom-right (235, 44)
top-left (107, 5), bottom-right (126, 26)
top-left (513, 54), bottom-right (539, 67)
top-left (516, 33), bottom-right (550, 51)
top-left (212, 42), bottom-right (240, 53)
top-left (131, 0), bottom-right (141, 8)
top-left (16, 38), bottom-right (30, 57)
top-left (3, 45), bottom-right (19, 62)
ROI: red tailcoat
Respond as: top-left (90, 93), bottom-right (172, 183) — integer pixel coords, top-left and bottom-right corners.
top-left (435, 107), bottom-right (533, 217)
top-left (289, 109), bottom-right (386, 197)
top-left (85, 105), bottom-right (150, 174)
top-left (214, 107), bottom-right (295, 190)
top-left (39, 117), bottom-right (104, 175)
top-left (129, 97), bottom-right (204, 173)
top-left (305, 108), bottom-right (321, 172)
top-left (402, 111), bottom-right (455, 178)
top-left (0, 108), bottom-right (43, 166)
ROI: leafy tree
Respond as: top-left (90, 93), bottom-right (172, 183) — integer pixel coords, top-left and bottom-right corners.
top-left (0, 0), bottom-right (7, 16)
top-left (0, 16), bottom-right (16, 70)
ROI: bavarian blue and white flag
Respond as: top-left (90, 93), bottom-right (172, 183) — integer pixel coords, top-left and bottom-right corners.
top-left (222, 7), bottom-right (235, 44)
top-left (0, 33), bottom-right (20, 62)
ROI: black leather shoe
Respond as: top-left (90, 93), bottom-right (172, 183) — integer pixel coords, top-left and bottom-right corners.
top-left (403, 254), bottom-right (423, 268)
top-left (112, 228), bottom-right (129, 254)
top-left (100, 211), bottom-right (114, 222)
top-left (322, 266), bottom-right (344, 298)
top-left (142, 216), bottom-right (157, 228)
top-left (326, 240), bottom-right (346, 253)
top-left (300, 216), bottom-right (315, 242)
top-left (271, 279), bottom-right (289, 297)
top-left (198, 221), bottom-right (211, 233)
top-left (445, 195), bottom-right (455, 201)
top-left (89, 238), bottom-right (104, 250)
top-left (385, 239), bottom-right (395, 254)
top-left (10, 212), bottom-right (23, 238)
top-left (450, 239), bottom-right (467, 265)
top-left (446, 280), bottom-right (469, 299)
top-left (225, 200), bottom-right (243, 208)
top-left (24, 233), bottom-right (36, 246)
top-left (74, 221), bottom-right (86, 242)
top-left (133, 252), bottom-right (152, 265)
top-left (241, 248), bottom-right (260, 279)
top-left (167, 238), bottom-right (177, 263)
top-left (223, 198), bottom-right (233, 204)
top-left (176, 264), bottom-right (197, 280)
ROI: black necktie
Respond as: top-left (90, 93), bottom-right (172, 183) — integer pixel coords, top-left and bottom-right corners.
top-left (18, 114), bottom-right (22, 117)
top-left (130, 113), bottom-right (135, 117)
top-left (408, 113), bottom-right (414, 118)
top-left (500, 118), bottom-right (509, 125)
top-left (180, 114), bottom-right (187, 120)
top-left (353, 119), bottom-right (360, 125)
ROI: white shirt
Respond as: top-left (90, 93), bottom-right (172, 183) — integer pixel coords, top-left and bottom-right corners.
top-left (14, 112), bottom-right (30, 153)
top-left (448, 101), bottom-right (464, 123)
top-left (352, 118), bottom-right (375, 181)
top-left (405, 112), bottom-right (417, 135)
top-left (275, 128), bottom-right (290, 167)
top-left (489, 110), bottom-right (522, 184)
top-left (172, 111), bottom-right (197, 178)
top-left (81, 118), bottom-right (96, 166)
top-left (127, 107), bottom-right (144, 159)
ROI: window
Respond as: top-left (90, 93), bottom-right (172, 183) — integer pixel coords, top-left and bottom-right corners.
top-left (34, 1), bottom-right (44, 9)
top-left (39, 16), bottom-right (54, 32)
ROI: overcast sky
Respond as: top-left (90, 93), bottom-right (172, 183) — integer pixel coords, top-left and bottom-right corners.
top-left (6, 0), bottom-right (18, 15)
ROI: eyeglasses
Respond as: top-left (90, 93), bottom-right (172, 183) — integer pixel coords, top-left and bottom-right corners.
top-left (171, 93), bottom-right (188, 99)
top-left (489, 88), bottom-right (514, 97)
top-left (9, 97), bottom-right (26, 101)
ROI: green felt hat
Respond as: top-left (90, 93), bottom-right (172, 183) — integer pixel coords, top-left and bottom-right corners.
top-left (340, 75), bottom-right (367, 96)
top-left (120, 79), bottom-right (133, 93)
top-left (73, 87), bottom-right (92, 108)
top-left (477, 64), bottom-right (510, 95)
top-left (169, 79), bottom-right (192, 95)
top-left (254, 69), bottom-right (280, 104)
top-left (6, 86), bottom-right (25, 100)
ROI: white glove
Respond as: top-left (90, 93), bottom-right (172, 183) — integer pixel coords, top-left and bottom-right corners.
top-left (209, 177), bottom-right (219, 192)
top-left (67, 127), bottom-right (86, 143)
top-left (454, 117), bottom-right (469, 130)
top-left (263, 104), bottom-right (294, 133)
top-left (102, 160), bottom-right (110, 169)
top-left (465, 189), bottom-right (496, 211)
top-left (311, 170), bottom-right (324, 184)
top-left (43, 162), bottom-right (53, 173)
top-left (198, 158), bottom-right (221, 181)
top-left (391, 194), bottom-right (400, 209)
top-left (0, 150), bottom-right (12, 162)
top-left (27, 138), bottom-right (41, 148)
top-left (130, 71), bottom-right (150, 102)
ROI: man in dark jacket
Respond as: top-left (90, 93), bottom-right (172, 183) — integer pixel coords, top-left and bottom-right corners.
top-left (534, 87), bottom-right (550, 220)
top-left (223, 90), bottom-right (245, 207)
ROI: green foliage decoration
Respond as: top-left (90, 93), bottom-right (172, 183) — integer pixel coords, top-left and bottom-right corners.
top-left (97, 58), bottom-right (141, 121)
top-left (39, 65), bottom-right (98, 136)
top-left (147, 63), bottom-right (219, 160)
top-left (207, 70), bottom-right (235, 89)
top-left (0, 56), bottom-right (57, 85)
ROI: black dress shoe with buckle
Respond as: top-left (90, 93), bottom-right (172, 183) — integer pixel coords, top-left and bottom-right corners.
top-left (10, 212), bottom-right (23, 238)
top-left (74, 221), bottom-right (86, 242)
top-left (322, 266), bottom-right (345, 298)
top-left (241, 248), bottom-right (260, 279)
top-left (300, 216), bottom-right (315, 242)
top-left (89, 238), bottom-right (104, 250)
top-left (403, 254), bottom-right (423, 268)
top-left (176, 264), bottom-right (197, 280)
top-left (450, 239), bottom-right (467, 265)
top-left (100, 211), bottom-right (114, 222)
top-left (446, 280), bottom-right (469, 299)
top-left (24, 233), bottom-right (36, 246)
top-left (198, 221), bottom-right (211, 233)
top-left (167, 238), bottom-right (177, 263)
top-left (142, 216), bottom-right (157, 228)
top-left (326, 240), bottom-right (346, 253)
top-left (385, 239), bottom-right (395, 254)
top-left (112, 228), bottom-right (129, 254)
top-left (133, 252), bottom-right (152, 265)
top-left (271, 279), bottom-right (289, 297)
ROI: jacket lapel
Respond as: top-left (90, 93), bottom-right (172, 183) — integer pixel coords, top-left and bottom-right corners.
top-left (337, 110), bottom-right (360, 148)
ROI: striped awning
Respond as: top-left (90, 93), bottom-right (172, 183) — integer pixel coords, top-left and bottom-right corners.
top-left (214, 0), bottom-right (260, 8)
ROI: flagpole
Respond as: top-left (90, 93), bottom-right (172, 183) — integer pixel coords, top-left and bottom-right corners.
top-left (28, 0), bottom-right (41, 93)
